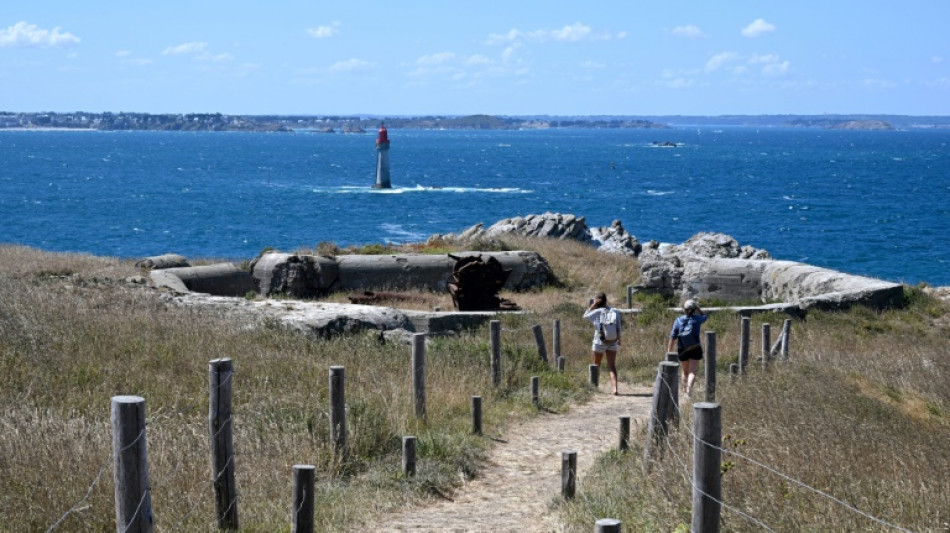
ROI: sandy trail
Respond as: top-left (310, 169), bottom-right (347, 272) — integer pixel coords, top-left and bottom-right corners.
top-left (367, 386), bottom-right (653, 532)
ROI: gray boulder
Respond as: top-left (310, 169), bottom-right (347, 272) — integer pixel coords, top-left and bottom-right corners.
top-left (251, 253), bottom-right (338, 298)
top-left (590, 220), bottom-right (641, 256)
top-left (135, 254), bottom-right (190, 270)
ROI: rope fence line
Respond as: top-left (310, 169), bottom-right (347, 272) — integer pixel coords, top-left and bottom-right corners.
top-left (45, 427), bottom-right (148, 532)
top-left (652, 371), bottom-right (919, 533)
top-left (40, 315), bottom-right (917, 532)
top-left (659, 426), bottom-right (779, 533)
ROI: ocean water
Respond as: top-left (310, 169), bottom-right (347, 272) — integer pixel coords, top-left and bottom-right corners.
top-left (1, 127), bottom-right (948, 285)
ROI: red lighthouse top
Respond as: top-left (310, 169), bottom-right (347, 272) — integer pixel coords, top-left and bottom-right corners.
top-left (376, 122), bottom-right (389, 145)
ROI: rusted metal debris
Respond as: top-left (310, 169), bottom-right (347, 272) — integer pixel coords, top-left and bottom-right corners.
top-left (347, 291), bottom-right (429, 305)
top-left (448, 254), bottom-right (521, 311)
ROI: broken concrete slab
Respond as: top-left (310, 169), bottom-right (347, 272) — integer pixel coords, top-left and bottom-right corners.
top-left (154, 264), bottom-right (256, 297)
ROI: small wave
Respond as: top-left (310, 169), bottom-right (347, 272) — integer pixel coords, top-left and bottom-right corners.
top-left (646, 190), bottom-right (674, 196)
top-left (380, 223), bottom-right (426, 241)
top-left (312, 184), bottom-right (532, 194)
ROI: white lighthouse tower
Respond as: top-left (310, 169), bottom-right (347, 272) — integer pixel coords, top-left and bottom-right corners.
top-left (373, 122), bottom-right (391, 189)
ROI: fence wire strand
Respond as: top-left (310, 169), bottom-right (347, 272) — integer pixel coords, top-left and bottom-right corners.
top-left (656, 376), bottom-right (919, 533)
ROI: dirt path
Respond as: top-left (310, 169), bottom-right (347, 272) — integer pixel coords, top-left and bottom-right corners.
top-left (368, 386), bottom-right (654, 532)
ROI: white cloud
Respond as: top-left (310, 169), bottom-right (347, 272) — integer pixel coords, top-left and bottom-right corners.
top-left (762, 60), bottom-right (789, 76)
top-left (742, 18), bottom-right (775, 37)
top-left (307, 22), bottom-right (341, 39)
top-left (329, 58), bottom-right (373, 71)
top-left (750, 54), bottom-right (789, 76)
top-left (932, 56), bottom-right (944, 64)
top-left (672, 25), bottom-right (706, 38)
top-left (485, 28), bottom-right (523, 45)
top-left (116, 50), bottom-right (132, 58)
top-left (580, 60), bottom-right (605, 69)
top-left (163, 42), bottom-right (208, 55)
top-left (486, 22), bottom-right (604, 44)
top-left (466, 54), bottom-right (491, 65)
top-left (863, 78), bottom-right (897, 89)
top-left (416, 52), bottom-right (455, 66)
top-left (705, 52), bottom-right (738, 72)
top-left (162, 42), bottom-right (232, 62)
top-left (501, 44), bottom-right (521, 64)
top-left (548, 22), bottom-right (592, 41)
top-left (0, 21), bottom-right (80, 47)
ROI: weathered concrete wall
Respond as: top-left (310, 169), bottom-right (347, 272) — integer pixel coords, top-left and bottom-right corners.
top-left (683, 258), bottom-right (903, 310)
top-left (153, 251), bottom-right (555, 299)
top-left (682, 259), bottom-right (767, 302)
top-left (252, 253), bottom-right (338, 298)
top-left (155, 264), bottom-right (256, 297)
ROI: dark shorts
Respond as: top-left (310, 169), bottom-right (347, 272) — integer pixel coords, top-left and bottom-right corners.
top-left (678, 344), bottom-right (703, 361)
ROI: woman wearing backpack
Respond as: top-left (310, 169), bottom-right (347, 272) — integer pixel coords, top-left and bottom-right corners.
top-left (584, 292), bottom-right (622, 395)
top-left (667, 299), bottom-right (708, 396)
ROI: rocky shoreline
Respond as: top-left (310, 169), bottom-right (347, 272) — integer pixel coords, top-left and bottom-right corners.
top-left (137, 212), bottom-right (913, 338)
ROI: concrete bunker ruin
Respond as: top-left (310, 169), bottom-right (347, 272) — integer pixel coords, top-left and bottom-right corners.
top-left (148, 250), bottom-right (555, 311)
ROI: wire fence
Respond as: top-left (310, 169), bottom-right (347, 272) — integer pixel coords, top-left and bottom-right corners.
top-left (41, 318), bottom-right (922, 532)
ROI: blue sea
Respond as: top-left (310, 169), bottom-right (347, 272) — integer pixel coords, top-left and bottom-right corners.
top-left (1, 127), bottom-right (948, 285)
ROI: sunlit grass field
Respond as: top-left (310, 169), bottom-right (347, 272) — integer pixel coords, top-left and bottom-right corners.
top-left (1, 238), bottom-right (947, 531)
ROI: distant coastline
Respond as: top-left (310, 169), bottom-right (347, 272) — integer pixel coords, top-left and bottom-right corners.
top-left (3, 111), bottom-right (949, 133)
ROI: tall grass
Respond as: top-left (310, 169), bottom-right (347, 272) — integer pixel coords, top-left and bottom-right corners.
top-left (0, 240), bottom-right (639, 531)
top-left (3, 240), bottom-right (946, 531)
top-left (558, 290), bottom-right (950, 532)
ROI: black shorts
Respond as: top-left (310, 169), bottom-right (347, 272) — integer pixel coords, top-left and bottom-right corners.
top-left (678, 344), bottom-right (703, 361)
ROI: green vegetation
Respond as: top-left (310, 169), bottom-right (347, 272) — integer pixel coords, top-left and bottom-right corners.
top-left (1, 239), bottom-right (947, 531)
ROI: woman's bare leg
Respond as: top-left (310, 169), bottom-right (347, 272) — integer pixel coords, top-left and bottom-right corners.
top-left (605, 349), bottom-right (618, 394)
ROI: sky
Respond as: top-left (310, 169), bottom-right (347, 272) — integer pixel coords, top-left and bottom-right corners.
top-left (1, 2), bottom-right (948, 116)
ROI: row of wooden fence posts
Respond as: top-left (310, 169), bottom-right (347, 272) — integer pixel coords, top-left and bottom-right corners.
top-left (639, 317), bottom-right (793, 533)
top-left (737, 317), bottom-right (793, 374)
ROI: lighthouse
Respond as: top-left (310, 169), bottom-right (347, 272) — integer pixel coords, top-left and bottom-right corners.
top-left (373, 122), bottom-right (391, 189)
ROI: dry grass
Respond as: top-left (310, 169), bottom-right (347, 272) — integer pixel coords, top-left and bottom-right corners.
top-left (0, 239), bottom-right (639, 531)
top-left (5, 240), bottom-right (947, 532)
top-left (559, 292), bottom-right (950, 532)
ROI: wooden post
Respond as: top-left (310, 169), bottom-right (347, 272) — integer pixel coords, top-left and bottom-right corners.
top-left (761, 323), bottom-right (771, 369)
top-left (471, 396), bottom-right (482, 436)
top-left (209, 359), bottom-right (238, 530)
top-left (402, 436), bottom-right (417, 477)
top-left (643, 362), bottom-right (678, 471)
top-left (412, 333), bottom-right (427, 419)
top-left (588, 364), bottom-right (599, 387)
top-left (665, 352), bottom-right (679, 410)
top-left (619, 415), bottom-right (630, 452)
top-left (627, 285), bottom-right (634, 308)
top-left (692, 403), bottom-right (722, 533)
top-left (531, 376), bottom-right (540, 408)
top-left (596, 518), bottom-right (622, 533)
top-left (704, 332), bottom-right (717, 403)
top-left (329, 366), bottom-right (346, 456)
top-left (531, 324), bottom-right (549, 363)
top-left (111, 395), bottom-right (154, 533)
top-left (739, 316), bottom-right (750, 372)
top-left (490, 320), bottom-right (501, 387)
top-left (561, 450), bottom-right (577, 499)
top-left (557, 356), bottom-right (565, 372)
top-left (553, 319), bottom-right (561, 362)
top-left (781, 319), bottom-right (792, 360)
top-left (291, 465), bottom-right (315, 533)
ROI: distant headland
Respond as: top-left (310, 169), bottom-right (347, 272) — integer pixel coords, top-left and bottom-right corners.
top-left (2, 111), bottom-right (948, 132)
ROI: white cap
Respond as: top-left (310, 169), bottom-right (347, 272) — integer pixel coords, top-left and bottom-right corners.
top-left (683, 299), bottom-right (698, 310)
